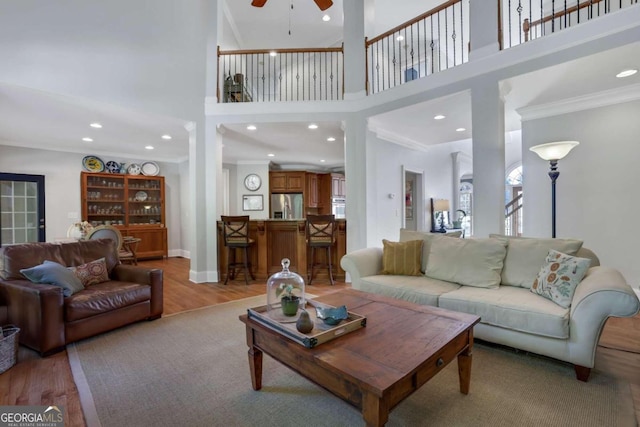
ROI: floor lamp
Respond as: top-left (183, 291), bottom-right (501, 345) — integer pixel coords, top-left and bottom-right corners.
top-left (529, 141), bottom-right (579, 238)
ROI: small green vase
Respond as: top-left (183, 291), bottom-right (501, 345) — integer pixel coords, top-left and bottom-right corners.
top-left (281, 296), bottom-right (300, 316)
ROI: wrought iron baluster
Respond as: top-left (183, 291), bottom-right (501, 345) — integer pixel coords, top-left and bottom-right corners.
top-left (461, 1), bottom-right (465, 63)
top-left (517, 1), bottom-right (523, 45)
top-left (444, 10), bottom-right (449, 70)
top-left (430, 15), bottom-right (435, 74)
top-left (452, 2), bottom-right (457, 65)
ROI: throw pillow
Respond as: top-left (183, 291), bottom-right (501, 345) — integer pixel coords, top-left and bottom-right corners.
top-left (68, 257), bottom-right (110, 287)
top-left (530, 249), bottom-right (591, 308)
top-left (425, 237), bottom-right (507, 289)
top-left (490, 234), bottom-right (583, 288)
top-left (20, 261), bottom-right (85, 297)
top-left (399, 229), bottom-right (462, 273)
top-left (381, 239), bottom-right (423, 276)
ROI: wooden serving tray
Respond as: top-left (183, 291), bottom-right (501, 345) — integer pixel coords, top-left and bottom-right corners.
top-left (247, 300), bottom-right (366, 348)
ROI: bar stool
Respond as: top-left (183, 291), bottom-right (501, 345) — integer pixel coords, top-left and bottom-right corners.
top-left (221, 215), bottom-right (255, 285)
top-left (306, 214), bottom-right (336, 285)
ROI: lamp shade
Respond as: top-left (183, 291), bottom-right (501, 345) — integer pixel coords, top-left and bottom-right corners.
top-left (433, 199), bottom-right (450, 211)
top-left (529, 141), bottom-right (579, 161)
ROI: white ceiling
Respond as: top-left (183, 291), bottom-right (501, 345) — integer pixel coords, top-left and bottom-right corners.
top-left (0, 1), bottom-right (639, 168)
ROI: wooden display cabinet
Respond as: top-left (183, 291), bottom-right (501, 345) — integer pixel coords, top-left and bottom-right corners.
top-left (81, 172), bottom-right (167, 259)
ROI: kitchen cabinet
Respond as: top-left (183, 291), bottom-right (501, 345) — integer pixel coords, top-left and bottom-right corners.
top-left (81, 171), bottom-right (167, 259)
top-left (269, 171), bottom-right (305, 193)
top-left (331, 173), bottom-right (346, 197)
top-left (305, 172), bottom-right (319, 208)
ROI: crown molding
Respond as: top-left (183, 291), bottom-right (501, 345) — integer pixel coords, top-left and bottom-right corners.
top-left (517, 83), bottom-right (640, 121)
top-left (368, 120), bottom-right (429, 152)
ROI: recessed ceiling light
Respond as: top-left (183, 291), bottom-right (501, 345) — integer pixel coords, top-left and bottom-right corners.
top-left (320, 159), bottom-right (326, 163)
top-left (456, 127), bottom-right (466, 132)
top-left (267, 153), bottom-right (275, 157)
top-left (616, 69), bottom-right (638, 78)
top-left (89, 123), bottom-right (102, 129)
top-left (269, 51), bottom-right (277, 57)
top-left (145, 145), bottom-right (154, 150)
top-left (308, 124), bottom-right (318, 129)
top-left (82, 137), bottom-right (93, 142)
top-left (434, 115), bottom-right (446, 120)
top-left (396, 35), bottom-right (404, 41)
top-left (161, 134), bottom-right (172, 140)
top-left (247, 125), bottom-right (257, 130)
top-left (327, 137), bottom-right (336, 142)
top-left (322, 14), bottom-right (331, 22)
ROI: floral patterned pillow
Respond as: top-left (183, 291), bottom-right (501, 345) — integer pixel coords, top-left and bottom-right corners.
top-left (531, 250), bottom-right (591, 308)
top-left (69, 257), bottom-right (110, 287)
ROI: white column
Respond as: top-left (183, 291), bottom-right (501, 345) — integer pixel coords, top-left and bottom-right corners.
top-left (471, 79), bottom-right (505, 237)
top-left (344, 113), bottom-right (368, 252)
top-left (343, 0), bottom-right (366, 99)
top-left (190, 0), bottom-right (221, 282)
top-left (469, 0), bottom-right (501, 60)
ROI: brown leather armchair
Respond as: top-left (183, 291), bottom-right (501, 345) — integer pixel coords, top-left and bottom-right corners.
top-left (0, 239), bottom-right (163, 356)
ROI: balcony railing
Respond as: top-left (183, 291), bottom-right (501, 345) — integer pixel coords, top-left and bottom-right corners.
top-left (365, 0), bottom-right (469, 95)
top-left (218, 47), bottom-right (344, 103)
top-left (216, 1), bottom-right (637, 103)
top-left (502, 0), bottom-right (638, 49)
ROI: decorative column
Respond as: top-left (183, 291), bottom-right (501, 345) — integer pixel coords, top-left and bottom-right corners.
top-left (343, 0), bottom-right (366, 99)
top-left (343, 113), bottom-right (369, 252)
top-left (190, 0), bottom-right (222, 283)
top-left (469, 0), bottom-right (501, 59)
top-left (471, 78), bottom-right (506, 237)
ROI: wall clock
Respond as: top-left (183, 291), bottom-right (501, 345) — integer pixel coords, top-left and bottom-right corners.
top-left (244, 173), bottom-right (262, 191)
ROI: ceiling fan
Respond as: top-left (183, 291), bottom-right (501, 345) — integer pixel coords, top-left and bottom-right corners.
top-left (251, 0), bottom-right (333, 11)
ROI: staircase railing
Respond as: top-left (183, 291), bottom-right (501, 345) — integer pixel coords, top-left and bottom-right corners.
top-left (505, 193), bottom-right (523, 236)
top-left (217, 46), bottom-right (344, 103)
top-left (365, 0), bottom-right (469, 95)
top-left (502, 0), bottom-right (639, 49)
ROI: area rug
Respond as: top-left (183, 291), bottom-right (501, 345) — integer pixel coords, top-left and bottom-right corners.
top-left (68, 295), bottom-right (636, 427)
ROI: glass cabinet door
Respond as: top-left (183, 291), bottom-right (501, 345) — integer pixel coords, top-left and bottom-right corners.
top-left (84, 174), bottom-right (126, 227)
top-left (127, 177), bottom-right (164, 227)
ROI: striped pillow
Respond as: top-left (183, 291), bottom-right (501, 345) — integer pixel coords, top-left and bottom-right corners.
top-left (381, 239), bottom-right (423, 276)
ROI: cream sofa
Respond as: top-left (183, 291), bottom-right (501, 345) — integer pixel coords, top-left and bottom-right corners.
top-left (340, 231), bottom-right (640, 381)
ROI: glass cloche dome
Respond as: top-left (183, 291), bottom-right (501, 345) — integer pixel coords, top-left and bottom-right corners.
top-left (266, 258), bottom-right (306, 322)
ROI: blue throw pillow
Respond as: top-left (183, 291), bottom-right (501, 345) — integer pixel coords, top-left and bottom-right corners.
top-left (20, 260), bottom-right (85, 297)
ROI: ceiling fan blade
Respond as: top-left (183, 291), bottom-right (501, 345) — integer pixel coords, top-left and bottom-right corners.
top-left (313, 0), bottom-right (333, 11)
top-left (251, 0), bottom-right (268, 7)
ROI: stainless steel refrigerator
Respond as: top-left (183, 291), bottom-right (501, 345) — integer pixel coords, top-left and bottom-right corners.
top-left (271, 193), bottom-right (304, 219)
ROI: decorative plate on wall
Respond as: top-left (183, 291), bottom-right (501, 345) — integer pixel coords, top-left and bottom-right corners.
top-left (82, 155), bottom-right (105, 173)
top-left (105, 161), bottom-right (121, 174)
top-left (127, 163), bottom-right (142, 175)
top-left (141, 161), bottom-right (160, 176)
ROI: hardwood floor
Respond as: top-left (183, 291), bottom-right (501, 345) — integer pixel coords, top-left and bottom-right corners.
top-left (0, 257), bottom-right (638, 426)
top-left (0, 257), bottom-right (348, 427)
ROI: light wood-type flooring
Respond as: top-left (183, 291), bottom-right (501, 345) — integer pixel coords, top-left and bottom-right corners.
top-left (0, 257), bottom-right (638, 426)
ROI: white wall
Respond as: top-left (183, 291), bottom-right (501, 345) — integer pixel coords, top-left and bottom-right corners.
top-left (366, 131), bottom-right (452, 246)
top-left (0, 0), bottom-right (207, 121)
top-left (522, 99), bottom-right (640, 287)
top-left (235, 162), bottom-right (270, 219)
top-left (0, 145), bottom-right (182, 255)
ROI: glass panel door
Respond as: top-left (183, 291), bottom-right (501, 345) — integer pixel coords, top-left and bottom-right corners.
top-left (0, 173), bottom-right (45, 246)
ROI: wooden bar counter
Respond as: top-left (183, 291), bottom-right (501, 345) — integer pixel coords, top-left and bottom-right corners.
top-left (217, 219), bottom-right (346, 282)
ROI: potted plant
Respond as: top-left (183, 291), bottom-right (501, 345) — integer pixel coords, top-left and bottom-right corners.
top-left (276, 282), bottom-right (301, 316)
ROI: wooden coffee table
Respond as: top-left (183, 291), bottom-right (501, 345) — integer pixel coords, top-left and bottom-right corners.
top-left (239, 289), bottom-right (480, 426)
